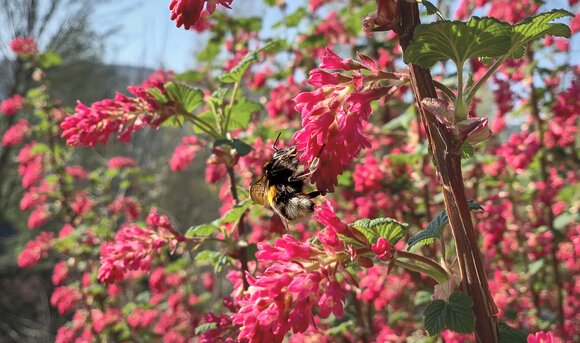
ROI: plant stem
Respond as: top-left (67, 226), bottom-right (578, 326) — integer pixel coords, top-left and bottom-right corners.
top-left (224, 81), bottom-right (240, 133)
top-left (225, 164), bottom-right (249, 290)
top-left (525, 46), bottom-right (565, 329)
top-left (396, 3), bottom-right (499, 342)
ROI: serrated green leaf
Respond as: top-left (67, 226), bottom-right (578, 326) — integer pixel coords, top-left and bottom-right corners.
top-left (39, 51), bottom-right (62, 69)
top-left (229, 99), bottom-right (262, 130)
top-left (509, 9), bottom-right (573, 59)
top-left (404, 17), bottom-right (512, 68)
top-left (407, 200), bottom-right (483, 250)
top-left (424, 299), bottom-right (447, 335)
top-left (447, 292), bottom-right (475, 333)
top-left (498, 322), bottom-right (527, 343)
top-left (147, 88), bottom-right (168, 103)
top-left (414, 290), bottom-right (433, 306)
top-left (219, 41), bottom-right (279, 83)
top-left (222, 199), bottom-right (251, 224)
top-left (165, 82), bottom-right (204, 113)
top-left (351, 217), bottom-right (408, 245)
top-left (424, 292), bottom-right (475, 336)
top-left (194, 250), bottom-right (220, 263)
top-left (185, 224), bottom-right (218, 238)
top-left (194, 323), bottom-right (217, 335)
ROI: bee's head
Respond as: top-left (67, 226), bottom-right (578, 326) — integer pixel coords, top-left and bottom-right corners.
top-left (272, 146), bottom-right (297, 160)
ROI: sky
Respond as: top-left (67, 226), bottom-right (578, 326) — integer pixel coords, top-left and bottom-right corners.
top-left (96, 0), bottom-right (289, 73)
top-left (96, 1), bottom-right (578, 73)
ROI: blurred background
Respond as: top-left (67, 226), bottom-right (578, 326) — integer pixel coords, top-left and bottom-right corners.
top-left (0, 1), bottom-right (229, 340)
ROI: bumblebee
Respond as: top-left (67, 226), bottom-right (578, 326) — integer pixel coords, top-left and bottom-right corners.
top-left (250, 138), bottom-right (321, 228)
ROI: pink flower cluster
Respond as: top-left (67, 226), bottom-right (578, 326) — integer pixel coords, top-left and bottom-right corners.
top-left (98, 208), bottom-right (184, 283)
top-left (495, 131), bottom-right (540, 173)
top-left (293, 48), bottom-right (397, 191)
top-left (169, 135), bottom-right (203, 171)
top-left (17, 231), bottom-right (54, 268)
top-left (545, 75), bottom-right (579, 149)
top-left (61, 71), bottom-right (174, 147)
top-left (1, 94), bottom-right (25, 115)
top-left (170, 0), bottom-right (233, 29)
top-left (2, 119), bottom-right (31, 146)
top-left (9, 37), bottom-right (38, 56)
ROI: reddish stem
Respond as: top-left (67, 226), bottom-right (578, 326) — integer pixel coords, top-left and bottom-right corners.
top-left (396, 3), bottom-right (499, 341)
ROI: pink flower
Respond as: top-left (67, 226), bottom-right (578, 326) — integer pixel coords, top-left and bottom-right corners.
top-left (2, 119), bottom-right (31, 146)
top-left (256, 234), bottom-right (316, 262)
top-left (293, 49), bottom-right (394, 191)
top-left (98, 209), bottom-right (182, 283)
top-left (65, 166), bottom-right (88, 180)
top-left (17, 231), bottom-right (54, 268)
top-left (527, 331), bottom-right (555, 343)
top-left (59, 224), bottom-right (75, 238)
top-left (52, 261), bottom-right (69, 286)
top-left (169, 135), bottom-right (202, 171)
top-left (318, 280), bottom-right (345, 318)
top-left (266, 76), bottom-right (301, 120)
top-left (353, 155), bottom-right (385, 192)
top-left (371, 237), bottom-right (392, 261)
top-left (61, 71), bottom-right (174, 147)
top-left (9, 37), bottom-right (38, 56)
top-left (107, 156), bottom-right (137, 169)
top-left (313, 199), bottom-right (349, 234)
top-left (50, 286), bottom-right (82, 314)
top-left (107, 196), bottom-right (141, 220)
top-left (127, 309), bottom-right (159, 329)
top-left (496, 131), bottom-right (540, 172)
top-left (363, 0), bottom-right (400, 33)
top-left (71, 192), bottom-right (93, 216)
top-left (170, 0), bottom-right (233, 29)
top-left (27, 205), bottom-right (50, 229)
top-left (309, 0), bottom-right (331, 11)
top-left (1, 94), bottom-right (25, 115)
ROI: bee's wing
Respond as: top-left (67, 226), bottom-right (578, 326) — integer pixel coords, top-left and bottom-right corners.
top-left (250, 175), bottom-right (268, 206)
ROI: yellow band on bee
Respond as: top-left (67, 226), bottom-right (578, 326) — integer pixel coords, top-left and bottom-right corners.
top-left (267, 185), bottom-right (277, 205)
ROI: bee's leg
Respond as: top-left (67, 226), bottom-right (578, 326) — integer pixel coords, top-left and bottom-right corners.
top-left (288, 169), bottom-right (315, 182)
top-left (306, 191), bottom-right (321, 198)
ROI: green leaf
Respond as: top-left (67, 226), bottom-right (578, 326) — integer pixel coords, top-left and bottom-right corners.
top-left (39, 51), bottom-right (62, 69)
top-left (527, 259), bottom-right (545, 275)
top-left (222, 199), bottom-right (251, 224)
top-left (219, 41), bottom-right (279, 83)
top-left (509, 9), bottom-right (573, 58)
top-left (446, 292), bottom-right (476, 333)
top-left (407, 200), bottom-right (483, 250)
top-left (351, 217), bottom-right (408, 245)
top-left (284, 7), bottom-right (307, 27)
top-left (147, 88), bottom-right (168, 104)
top-left (214, 138), bottom-right (253, 156)
top-left (193, 112), bottom-right (217, 134)
top-left (194, 323), bottom-right (217, 335)
top-left (185, 224), bottom-right (218, 238)
top-left (174, 70), bottom-right (205, 83)
top-left (404, 17), bottom-right (512, 68)
top-left (498, 322), bottom-right (527, 343)
top-left (165, 82), bottom-right (204, 113)
top-left (460, 143), bottom-right (474, 159)
top-left (246, 243), bottom-right (258, 261)
top-left (423, 292), bottom-right (475, 336)
top-left (198, 39), bottom-right (222, 62)
top-left (229, 99), bottom-right (262, 130)
top-left (424, 300), bottom-right (447, 335)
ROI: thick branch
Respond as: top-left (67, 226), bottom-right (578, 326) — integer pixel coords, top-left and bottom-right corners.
top-left (396, 3), bottom-right (499, 342)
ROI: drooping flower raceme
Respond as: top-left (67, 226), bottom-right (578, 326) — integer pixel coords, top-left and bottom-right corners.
top-left (1, 119), bottom-right (31, 146)
top-left (61, 71), bottom-right (174, 147)
top-left (293, 48), bottom-right (404, 192)
top-left (98, 208), bottom-right (184, 283)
